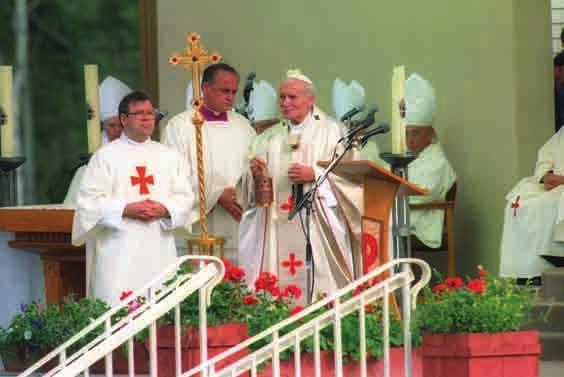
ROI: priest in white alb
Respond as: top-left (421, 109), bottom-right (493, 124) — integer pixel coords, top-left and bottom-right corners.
top-left (239, 70), bottom-right (354, 301)
top-left (162, 63), bottom-right (256, 261)
top-left (405, 73), bottom-right (456, 249)
top-left (72, 91), bottom-right (193, 305)
top-left (64, 76), bottom-right (132, 206)
top-left (499, 127), bottom-right (564, 279)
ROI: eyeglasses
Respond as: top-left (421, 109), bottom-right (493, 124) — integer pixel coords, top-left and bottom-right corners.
top-left (126, 110), bottom-right (158, 119)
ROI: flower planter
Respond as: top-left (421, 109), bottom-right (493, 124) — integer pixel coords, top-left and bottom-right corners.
top-left (257, 348), bottom-right (422, 377)
top-left (152, 323), bottom-right (249, 377)
top-left (421, 330), bottom-right (542, 377)
top-left (1, 349), bottom-right (58, 372)
top-left (90, 341), bottom-right (150, 374)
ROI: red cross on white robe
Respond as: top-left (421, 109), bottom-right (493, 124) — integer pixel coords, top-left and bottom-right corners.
top-left (131, 166), bottom-right (154, 195)
top-left (282, 252), bottom-right (303, 275)
top-left (511, 195), bottom-right (520, 217)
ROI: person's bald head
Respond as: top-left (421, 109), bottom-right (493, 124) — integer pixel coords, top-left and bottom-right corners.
top-left (279, 78), bottom-right (316, 124)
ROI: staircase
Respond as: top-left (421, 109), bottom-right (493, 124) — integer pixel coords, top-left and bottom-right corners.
top-left (528, 268), bottom-right (564, 360)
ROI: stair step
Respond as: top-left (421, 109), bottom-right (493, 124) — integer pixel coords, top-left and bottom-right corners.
top-left (540, 331), bottom-right (564, 360)
top-left (540, 268), bottom-right (564, 300)
top-left (527, 300), bottom-right (564, 332)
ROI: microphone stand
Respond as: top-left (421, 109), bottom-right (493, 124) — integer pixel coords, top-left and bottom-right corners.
top-left (288, 136), bottom-right (356, 304)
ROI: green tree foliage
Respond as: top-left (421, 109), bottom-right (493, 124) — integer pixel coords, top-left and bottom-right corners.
top-left (0, 0), bottom-right (140, 202)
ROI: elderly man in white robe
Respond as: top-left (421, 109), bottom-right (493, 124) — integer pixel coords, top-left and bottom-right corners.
top-left (64, 76), bottom-right (131, 206)
top-left (162, 63), bottom-right (256, 261)
top-left (405, 73), bottom-right (456, 249)
top-left (72, 91), bottom-right (193, 305)
top-left (499, 128), bottom-right (564, 280)
top-left (239, 70), bottom-right (354, 302)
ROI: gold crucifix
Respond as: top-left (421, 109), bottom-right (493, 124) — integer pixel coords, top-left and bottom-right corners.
top-left (169, 32), bottom-right (225, 257)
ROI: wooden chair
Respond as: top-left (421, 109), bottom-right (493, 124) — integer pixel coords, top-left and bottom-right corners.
top-left (409, 182), bottom-right (457, 276)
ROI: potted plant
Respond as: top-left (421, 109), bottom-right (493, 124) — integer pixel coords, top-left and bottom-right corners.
top-left (249, 285), bottom-right (423, 377)
top-left (149, 259), bottom-right (255, 377)
top-left (0, 296), bottom-right (109, 372)
top-left (415, 266), bottom-right (541, 377)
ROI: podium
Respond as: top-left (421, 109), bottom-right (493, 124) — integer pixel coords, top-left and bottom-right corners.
top-left (319, 160), bottom-right (426, 275)
top-left (0, 206), bottom-right (85, 304)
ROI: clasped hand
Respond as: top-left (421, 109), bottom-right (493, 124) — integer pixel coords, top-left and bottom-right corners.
top-left (543, 173), bottom-right (564, 191)
top-left (218, 187), bottom-right (243, 222)
top-left (123, 199), bottom-right (169, 221)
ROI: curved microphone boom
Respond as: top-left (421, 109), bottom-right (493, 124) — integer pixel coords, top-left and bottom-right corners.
top-left (356, 123), bottom-right (390, 147)
top-left (340, 105), bottom-right (378, 142)
top-left (339, 104), bottom-right (365, 122)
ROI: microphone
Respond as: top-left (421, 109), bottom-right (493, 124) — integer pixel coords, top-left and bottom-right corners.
top-left (341, 106), bottom-right (378, 141)
top-left (339, 104), bottom-right (365, 122)
top-left (356, 123), bottom-right (390, 147)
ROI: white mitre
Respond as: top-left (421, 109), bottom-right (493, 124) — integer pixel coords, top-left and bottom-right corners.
top-left (332, 78), bottom-right (366, 120)
top-left (185, 78), bottom-right (204, 110)
top-left (405, 73), bottom-right (436, 126)
top-left (286, 69), bottom-right (313, 86)
top-left (99, 76), bottom-right (131, 122)
top-left (247, 80), bottom-right (278, 122)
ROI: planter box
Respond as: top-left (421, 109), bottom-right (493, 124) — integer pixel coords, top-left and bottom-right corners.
top-left (257, 348), bottom-right (422, 377)
top-left (153, 323), bottom-right (249, 377)
top-left (421, 330), bottom-right (542, 377)
top-left (90, 341), bottom-right (150, 374)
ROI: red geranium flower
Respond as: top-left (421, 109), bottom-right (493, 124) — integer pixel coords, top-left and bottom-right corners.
top-left (477, 265), bottom-right (488, 278)
top-left (467, 279), bottom-right (486, 295)
top-left (243, 295), bottom-right (259, 305)
top-left (432, 284), bottom-right (448, 294)
top-left (283, 285), bottom-right (302, 300)
top-left (444, 277), bottom-right (464, 290)
top-left (255, 272), bottom-right (278, 292)
top-left (290, 305), bottom-right (303, 316)
top-left (120, 290), bottom-right (133, 301)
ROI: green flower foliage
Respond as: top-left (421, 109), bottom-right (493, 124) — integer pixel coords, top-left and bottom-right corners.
top-left (415, 267), bottom-right (536, 334)
top-left (0, 296), bottom-right (109, 361)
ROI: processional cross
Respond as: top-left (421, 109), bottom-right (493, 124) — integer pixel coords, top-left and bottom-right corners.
top-left (170, 32), bottom-right (225, 256)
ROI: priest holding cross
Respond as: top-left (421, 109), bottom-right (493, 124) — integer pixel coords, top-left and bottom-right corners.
top-left (72, 91), bottom-right (193, 305)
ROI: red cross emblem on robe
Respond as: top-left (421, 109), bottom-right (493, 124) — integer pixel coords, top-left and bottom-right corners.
top-left (280, 195), bottom-right (294, 212)
top-left (511, 195), bottom-right (521, 217)
top-left (131, 166), bottom-right (154, 195)
top-left (282, 252), bottom-right (303, 275)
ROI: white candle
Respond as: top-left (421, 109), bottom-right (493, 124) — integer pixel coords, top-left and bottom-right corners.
top-left (391, 66), bottom-right (407, 154)
top-left (0, 66), bottom-right (15, 157)
top-left (84, 65), bottom-right (101, 153)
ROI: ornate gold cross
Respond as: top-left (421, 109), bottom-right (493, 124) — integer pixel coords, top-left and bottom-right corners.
top-left (169, 32), bottom-right (225, 256)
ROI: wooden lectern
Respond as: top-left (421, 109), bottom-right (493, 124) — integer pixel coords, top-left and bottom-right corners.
top-left (319, 160), bottom-right (426, 274)
top-left (0, 206), bottom-right (85, 304)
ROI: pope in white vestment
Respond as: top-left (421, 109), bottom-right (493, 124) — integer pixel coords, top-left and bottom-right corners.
top-left (72, 92), bottom-right (193, 306)
top-left (64, 76), bottom-right (131, 207)
top-left (405, 73), bottom-right (456, 248)
top-left (162, 64), bottom-right (255, 261)
top-left (499, 128), bottom-right (564, 278)
top-left (240, 70), bottom-right (354, 301)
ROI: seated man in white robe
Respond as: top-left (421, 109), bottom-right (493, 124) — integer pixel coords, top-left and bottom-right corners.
top-left (162, 63), bottom-right (256, 261)
top-left (405, 73), bottom-right (456, 249)
top-left (240, 69), bottom-right (354, 303)
top-left (64, 76), bottom-right (131, 206)
top-left (499, 127), bottom-right (564, 280)
top-left (72, 91), bottom-right (193, 306)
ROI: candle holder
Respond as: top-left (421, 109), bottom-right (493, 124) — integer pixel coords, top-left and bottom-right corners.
top-left (380, 151), bottom-right (417, 263)
top-left (0, 156), bottom-right (26, 206)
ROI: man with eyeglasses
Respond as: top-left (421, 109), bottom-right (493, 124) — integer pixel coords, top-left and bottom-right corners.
top-left (72, 91), bottom-right (194, 305)
top-left (162, 63), bottom-right (256, 262)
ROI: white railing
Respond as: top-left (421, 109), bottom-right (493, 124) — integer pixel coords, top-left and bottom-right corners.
top-left (184, 258), bottom-right (431, 377)
top-left (19, 255), bottom-right (225, 377)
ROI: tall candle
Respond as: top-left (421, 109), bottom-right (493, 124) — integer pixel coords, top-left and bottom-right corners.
top-left (391, 65), bottom-right (407, 154)
top-left (84, 65), bottom-right (101, 153)
top-left (0, 66), bottom-right (15, 157)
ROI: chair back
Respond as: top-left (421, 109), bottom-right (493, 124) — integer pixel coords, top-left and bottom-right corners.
top-left (446, 182), bottom-right (457, 202)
